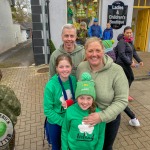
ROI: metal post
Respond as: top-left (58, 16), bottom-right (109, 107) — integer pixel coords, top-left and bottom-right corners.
top-left (41, 0), bottom-right (48, 64)
top-left (46, 0), bottom-right (51, 40)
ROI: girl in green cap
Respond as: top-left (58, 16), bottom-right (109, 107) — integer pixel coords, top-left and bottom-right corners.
top-left (61, 72), bottom-right (105, 150)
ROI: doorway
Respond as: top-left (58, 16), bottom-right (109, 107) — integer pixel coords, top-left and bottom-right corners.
top-left (134, 9), bottom-right (150, 51)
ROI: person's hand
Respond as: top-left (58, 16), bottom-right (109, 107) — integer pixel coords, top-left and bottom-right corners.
top-left (62, 101), bottom-right (67, 109)
top-left (83, 112), bottom-right (101, 126)
top-left (139, 61), bottom-right (144, 66)
top-left (130, 61), bottom-right (136, 68)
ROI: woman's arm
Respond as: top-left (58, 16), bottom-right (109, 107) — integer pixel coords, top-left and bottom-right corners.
top-left (117, 40), bottom-right (132, 65)
top-left (43, 83), bottom-right (63, 126)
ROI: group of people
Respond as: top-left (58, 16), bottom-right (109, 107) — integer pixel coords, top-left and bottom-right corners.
top-left (76, 18), bottom-right (113, 45)
top-left (43, 23), bottom-right (143, 150)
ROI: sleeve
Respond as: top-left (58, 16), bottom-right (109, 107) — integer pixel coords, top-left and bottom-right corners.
top-left (132, 45), bottom-right (142, 63)
top-left (49, 53), bottom-right (56, 79)
top-left (61, 111), bottom-right (70, 150)
top-left (43, 83), bottom-right (63, 126)
top-left (99, 26), bottom-right (102, 38)
top-left (77, 30), bottom-right (80, 40)
top-left (99, 67), bottom-right (129, 123)
top-left (95, 122), bottom-right (106, 150)
top-left (117, 40), bottom-right (132, 65)
top-left (102, 30), bottom-right (105, 40)
top-left (110, 29), bottom-right (113, 39)
top-left (88, 27), bottom-right (92, 37)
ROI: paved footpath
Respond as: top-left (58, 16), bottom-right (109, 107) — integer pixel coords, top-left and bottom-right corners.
top-left (1, 66), bottom-right (150, 150)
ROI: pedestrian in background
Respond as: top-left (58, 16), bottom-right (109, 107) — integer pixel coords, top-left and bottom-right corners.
top-left (49, 24), bottom-right (85, 79)
top-left (116, 26), bottom-right (144, 127)
top-left (76, 21), bottom-right (88, 45)
top-left (88, 18), bottom-right (102, 39)
top-left (62, 72), bottom-right (106, 150)
top-left (77, 37), bottom-right (128, 150)
top-left (102, 22), bottom-right (113, 40)
top-left (44, 54), bottom-right (76, 150)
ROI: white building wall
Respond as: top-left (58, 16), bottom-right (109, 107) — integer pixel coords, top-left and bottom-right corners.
top-left (0, 0), bottom-right (16, 53)
top-left (0, 0), bottom-right (24, 54)
top-left (49, 0), bottom-right (67, 49)
top-left (101, 0), bottom-right (134, 46)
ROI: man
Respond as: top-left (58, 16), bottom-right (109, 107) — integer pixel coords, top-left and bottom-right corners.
top-left (102, 22), bottom-right (113, 40)
top-left (88, 18), bottom-right (102, 39)
top-left (49, 24), bottom-right (85, 79)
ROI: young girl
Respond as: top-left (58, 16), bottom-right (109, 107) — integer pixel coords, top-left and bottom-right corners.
top-left (43, 54), bottom-right (76, 150)
top-left (61, 72), bottom-right (106, 150)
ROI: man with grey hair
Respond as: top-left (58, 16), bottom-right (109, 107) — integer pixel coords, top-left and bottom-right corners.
top-left (49, 24), bottom-right (85, 78)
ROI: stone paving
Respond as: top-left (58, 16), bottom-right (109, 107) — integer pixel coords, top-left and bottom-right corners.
top-left (1, 57), bottom-right (150, 150)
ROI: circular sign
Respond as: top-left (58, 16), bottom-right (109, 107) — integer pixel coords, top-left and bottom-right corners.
top-left (0, 113), bottom-right (13, 148)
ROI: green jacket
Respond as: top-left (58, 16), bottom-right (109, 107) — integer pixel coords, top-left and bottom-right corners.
top-left (61, 103), bottom-right (106, 150)
top-left (49, 44), bottom-right (85, 79)
top-left (76, 55), bottom-right (128, 123)
top-left (43, 74), bottom-right (77, 126)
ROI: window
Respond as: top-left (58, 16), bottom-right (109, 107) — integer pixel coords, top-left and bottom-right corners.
top-left (67, 0), bottom-right (99, 29)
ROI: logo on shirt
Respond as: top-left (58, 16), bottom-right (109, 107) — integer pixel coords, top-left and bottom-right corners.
top-left (77, 122), bottom-right (94, 141)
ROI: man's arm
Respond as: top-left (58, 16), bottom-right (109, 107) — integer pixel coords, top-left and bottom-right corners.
top-left (88, 26), bottom-right (92, 37)
top-left (49, 54), bottom-right (56, 79)
top-left (99, 26), bottom-right (102, 38)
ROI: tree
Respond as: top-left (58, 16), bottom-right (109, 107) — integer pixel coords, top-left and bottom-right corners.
top-left (11, 0), bottom-right (32, 23)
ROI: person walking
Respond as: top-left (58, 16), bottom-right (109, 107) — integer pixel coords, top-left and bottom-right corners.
top-left (102, 22), bottom-right (113, 40)
top-left (44, 54), bottom-right (77, 150)
top-left (61, 72), bottom-right (106, 150)
top-left (88, 18), bottom-right (102, 39)
top-left (76, 37), bottom-right (129, 150)
top-left (76, 21), bottom-right (88, 45)
top-left (49, 24), bottom-right (85, 79)
top-left (102, 37), bottom-right (141, 127)
top-left (116, 26), bottom-right (144, 127)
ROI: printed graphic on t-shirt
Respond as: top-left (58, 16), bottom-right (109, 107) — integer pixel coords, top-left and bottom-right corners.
top-left (60, 89), bottom-right (72, 103)
top-left (77, 122), bottom-right (94, 141)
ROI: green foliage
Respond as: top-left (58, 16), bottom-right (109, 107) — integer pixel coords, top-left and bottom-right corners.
top-left (11, 0), bottom-right (31, 23)
top-left (48, 40), bottom-right (56, 54)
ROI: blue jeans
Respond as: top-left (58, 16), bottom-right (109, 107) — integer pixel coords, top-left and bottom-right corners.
top-left (103, 114), bottom-right (121, 150)
top-left (46, 122), bottom-right (61, 150)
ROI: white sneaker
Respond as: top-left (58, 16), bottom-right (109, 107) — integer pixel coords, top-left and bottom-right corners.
top-left (129, 118), bottom-right (140, 127)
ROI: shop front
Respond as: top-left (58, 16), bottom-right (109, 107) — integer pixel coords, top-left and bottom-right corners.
top-left (67, 0), bottom-right (100, 29)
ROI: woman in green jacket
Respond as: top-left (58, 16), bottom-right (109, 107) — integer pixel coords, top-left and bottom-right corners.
top-left (43, 54), bottom-right (76, 150)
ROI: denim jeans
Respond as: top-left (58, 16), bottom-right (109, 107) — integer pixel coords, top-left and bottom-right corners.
top-left (103, 114), bottom-right (121, 150)
top-left (46, 122), bottom-right (61, 150)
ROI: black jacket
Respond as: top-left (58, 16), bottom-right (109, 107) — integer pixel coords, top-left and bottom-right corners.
top-left (116, 35), bottom-right (142, 65)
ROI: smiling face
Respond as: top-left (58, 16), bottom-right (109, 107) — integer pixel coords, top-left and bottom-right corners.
top-left (85, 41), bottom-right (104, 70)
top-left (77, 95), bottom-right (93, 110)
top-left (61, 28), bottom-right (77, 52)
top-left (56, 59), bottom-right (72, 81)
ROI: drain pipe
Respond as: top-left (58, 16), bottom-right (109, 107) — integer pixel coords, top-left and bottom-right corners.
top-left (41, 0), bottom-right (48, 64)
top-left (46, 0), bottom-right (51, 40)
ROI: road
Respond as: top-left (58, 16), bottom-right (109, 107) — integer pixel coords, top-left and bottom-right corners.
top-left (0, 39), bottom-right (34, 68)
